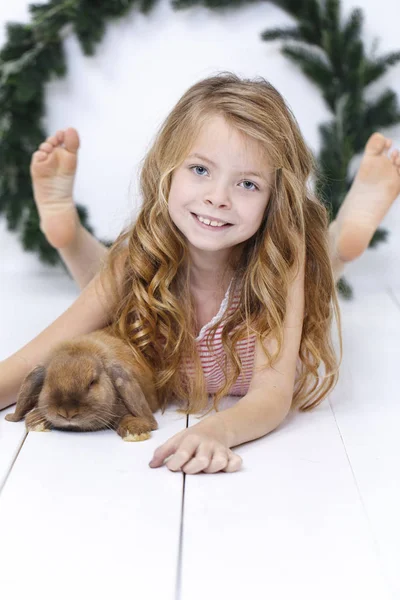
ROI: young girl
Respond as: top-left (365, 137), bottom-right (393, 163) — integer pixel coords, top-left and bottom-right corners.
top-left (2, 73), bottom-right (400, 475)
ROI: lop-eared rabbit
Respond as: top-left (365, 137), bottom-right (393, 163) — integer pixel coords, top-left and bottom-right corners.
top-left (5, 326), bottom-right (159, 441)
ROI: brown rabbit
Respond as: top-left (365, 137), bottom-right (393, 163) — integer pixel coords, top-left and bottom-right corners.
top-left (5, 326), bottom-right (159, 442)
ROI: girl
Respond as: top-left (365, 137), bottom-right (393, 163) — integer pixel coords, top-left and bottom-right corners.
top-left (2, 73), bottom-right (400, 475)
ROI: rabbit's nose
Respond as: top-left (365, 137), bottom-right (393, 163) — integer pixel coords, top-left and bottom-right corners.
top-left (58, 407), bottom-right (79, 420)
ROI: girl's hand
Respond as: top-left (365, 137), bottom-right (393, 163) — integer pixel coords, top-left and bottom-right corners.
top-left (148, 417), bottom-right (243, 474)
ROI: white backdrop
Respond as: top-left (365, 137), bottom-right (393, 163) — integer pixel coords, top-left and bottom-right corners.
top-left (1, 0), bottom-right (399, 292)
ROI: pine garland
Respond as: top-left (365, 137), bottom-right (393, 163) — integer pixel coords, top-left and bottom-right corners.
top-left (1, 0), bottom-right (400, 299)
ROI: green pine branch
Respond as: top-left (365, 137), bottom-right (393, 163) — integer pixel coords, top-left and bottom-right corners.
top-left (364, 51), bottom-right (400, 86)
top-left (364, 90), bottom-right (400, 131)
top-left (261, 27), bottom-right (302, 42)
top-left (342, 7), bottom-right (363, 50)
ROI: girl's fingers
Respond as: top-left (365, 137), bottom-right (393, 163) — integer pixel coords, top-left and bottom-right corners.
top-left (184, 447), bottom-right (243, 474)
top-left (163, 435), bottom-right (203, 472)
top-left (149, 431), bottom-right (184, 468)
top-left (149, 433), bottom-right (243, 474)
top-left (182, 454), bottom-right (211, 474)
top-left (223, 450), bottom-right (243, 473)
top-left (182, 442), bottom-right (215, 474)
top-left (202, 450), bottom-right (229, 474)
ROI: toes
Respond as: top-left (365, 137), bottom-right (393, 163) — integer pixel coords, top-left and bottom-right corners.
top-left (32, 150), bottom-right (48, 162)
top-left (64, 127), bottom-right (80, 153)
top-left (46, 135), bottom-right (60, 147)
top-left (31, 128), bottom-right (78, 161)
top-left (40, 128), bottom-right (75, 151)
top-left (39, 142), bottom-right (54, 153)
top-left (46, 131), bottom-right (67, 146)
top-left (391, 149), bottom-right (400, 167)
top-left (365, 132), bottom-right (388, 156)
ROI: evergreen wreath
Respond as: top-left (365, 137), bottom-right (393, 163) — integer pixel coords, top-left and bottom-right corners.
top-left (1, 0), bottom-right (400, 299)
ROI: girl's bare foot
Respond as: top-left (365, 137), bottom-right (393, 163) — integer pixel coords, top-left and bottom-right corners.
top-left (30, 127), bottom-right (80, 248)
top-left (331, 132), bottom-right (400, 263)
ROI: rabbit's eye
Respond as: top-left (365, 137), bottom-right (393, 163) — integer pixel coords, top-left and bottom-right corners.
top-left (88, 379), bottom-right (97, 388)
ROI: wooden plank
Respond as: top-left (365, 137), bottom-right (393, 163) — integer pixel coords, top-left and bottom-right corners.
top-left (0, 406), bottom-right (186, 600)
top-left (329, 289), bottom-right (400, 598)
top-left (182, 291), bottom-right (393, 599)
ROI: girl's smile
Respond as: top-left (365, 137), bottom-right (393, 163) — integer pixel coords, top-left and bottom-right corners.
top-left (191, 212), bottom-right (233, 231)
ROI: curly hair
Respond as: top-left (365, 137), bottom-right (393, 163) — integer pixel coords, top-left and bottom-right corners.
top-left (98, 71), bottom-right (342, 417)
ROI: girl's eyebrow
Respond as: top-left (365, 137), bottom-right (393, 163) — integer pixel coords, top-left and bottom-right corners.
top-left (187, 153), bottom-right (267, 181)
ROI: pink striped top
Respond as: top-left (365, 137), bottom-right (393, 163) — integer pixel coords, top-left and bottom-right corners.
top-left (183, 278), bottom-right (257, 396)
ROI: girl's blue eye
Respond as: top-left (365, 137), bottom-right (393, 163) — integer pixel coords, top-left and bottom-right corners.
top-left (192, 165), bottom-right (207, 176)
top-left (189, 165), bottom-right (259, 192)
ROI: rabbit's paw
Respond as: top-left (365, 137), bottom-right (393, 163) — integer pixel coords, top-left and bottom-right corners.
top-left (123, 432), bottom-right (151, 442)
top-left (25, 409), bottom-right (52, 432)
top-left (117, 415), bottom-right (152, 442)
top-left (5, 412), bottom-right (21, 422)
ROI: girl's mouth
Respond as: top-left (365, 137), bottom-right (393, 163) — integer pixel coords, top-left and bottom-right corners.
top-left (191, 212), bottom-right (233, 231)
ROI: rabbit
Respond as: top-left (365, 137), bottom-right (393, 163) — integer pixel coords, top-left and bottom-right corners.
top-left (5, 326), bottom-right (159, 442)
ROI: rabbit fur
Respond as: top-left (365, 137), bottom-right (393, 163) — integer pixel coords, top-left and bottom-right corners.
top-left (5, 326), bottom-right (159, 442)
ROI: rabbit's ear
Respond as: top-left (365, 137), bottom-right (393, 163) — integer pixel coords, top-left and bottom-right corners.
top-left (107, 362), bottom-right (157, 428)
top-left (5, 365), bottom-right (46, 422)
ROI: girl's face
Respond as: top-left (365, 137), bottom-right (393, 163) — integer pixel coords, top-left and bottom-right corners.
top-left (168, 115), bottom-right (274, 264)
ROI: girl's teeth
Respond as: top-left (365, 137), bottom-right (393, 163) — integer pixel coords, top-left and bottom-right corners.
top-left (196, 215), bottom-right (225, 227)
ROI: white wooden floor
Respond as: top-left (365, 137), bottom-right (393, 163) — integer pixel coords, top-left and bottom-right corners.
top-left (0, 269), bottom-right (399, 600)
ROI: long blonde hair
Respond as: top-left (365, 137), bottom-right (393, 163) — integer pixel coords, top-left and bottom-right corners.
top-left (99, 71), bottom-right (342, 417)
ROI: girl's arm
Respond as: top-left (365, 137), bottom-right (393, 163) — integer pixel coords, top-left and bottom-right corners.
top-left (0, 252), bottom-right (126, 411)
top-left (198, 250), bottom-right (306, 448)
